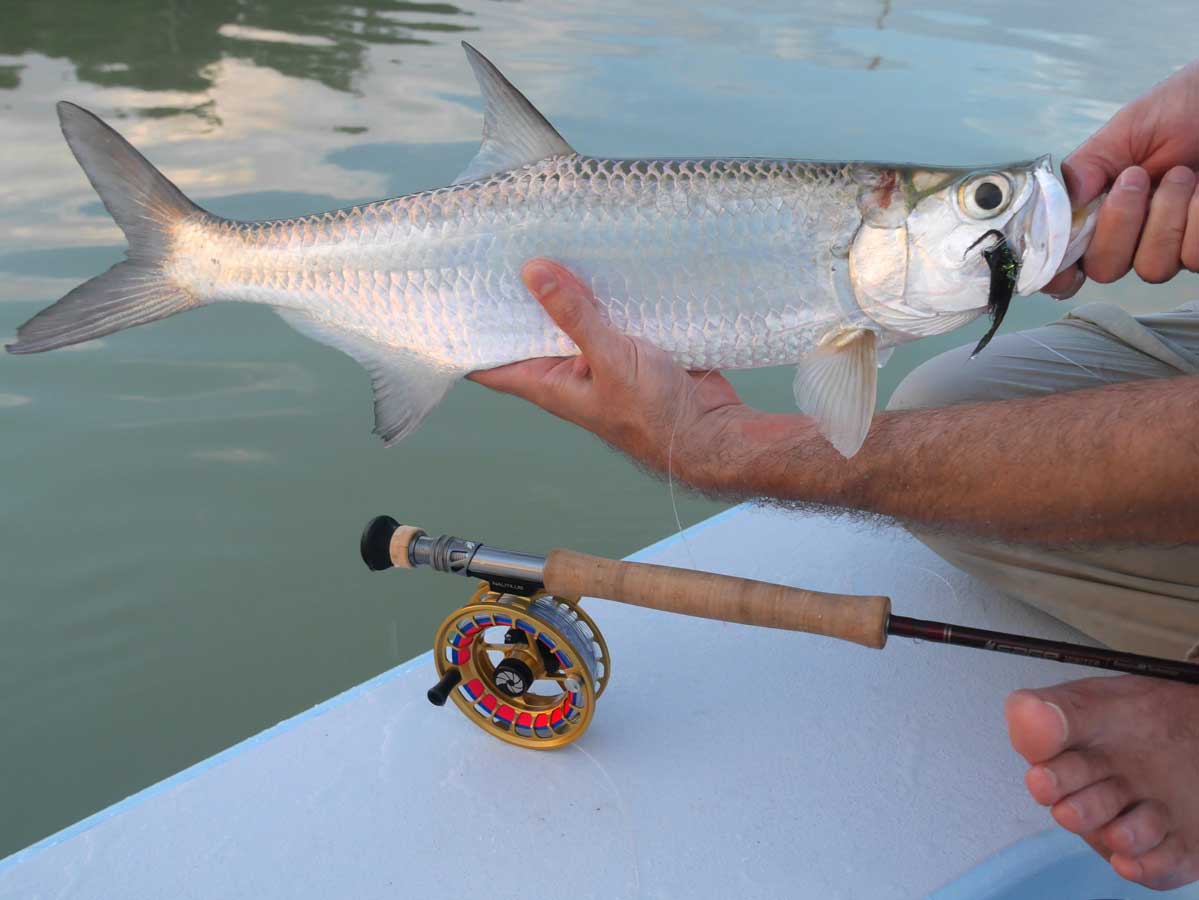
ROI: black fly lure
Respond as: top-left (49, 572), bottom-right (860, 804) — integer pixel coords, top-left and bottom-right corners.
top-left (967, 229), bottom-right (1020, 357)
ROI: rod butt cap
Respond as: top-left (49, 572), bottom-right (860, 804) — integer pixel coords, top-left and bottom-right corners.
top-left (361, 515), bottom-right (400, 571)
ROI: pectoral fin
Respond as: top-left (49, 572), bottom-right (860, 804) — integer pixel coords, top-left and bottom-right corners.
top-left (793, 328), bottom-right (878, 458)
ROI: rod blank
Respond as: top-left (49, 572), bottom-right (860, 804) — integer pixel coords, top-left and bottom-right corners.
top-left (888, 615), bottom-right (1199, 684)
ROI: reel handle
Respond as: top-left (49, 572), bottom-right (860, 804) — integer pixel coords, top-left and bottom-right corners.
top-left (543, 549), bottom-right (891, 649)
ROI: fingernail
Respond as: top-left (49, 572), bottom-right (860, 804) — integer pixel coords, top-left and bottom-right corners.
top-left (1044, 700), bottom-right (1070, 742)
top-left (1114, 855), bottom-right (1144, 880)
top-left (1116, 167), bottom-right (1149, 192)
top-left (1049, 268), bottom-right (1085, 301)
top-left (1033, 765), bottom-right (1058, 789)
top-left (1116, 823), bottom-right (1135, 847)
top-left (1065, 798), bottom-right (1084, 822)
top-left (524, 263), bottom-right (558, 297)
top-left (1164, 166), bottom-right (1195, 185)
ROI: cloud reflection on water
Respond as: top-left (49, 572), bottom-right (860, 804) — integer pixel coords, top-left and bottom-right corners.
top-left (0, 0), bottom-right (1183, 258)
top-left (0, 0), bottom-right (475, 97)
top-left (0, 392), bottom-right (33, 408)
top-left (190, 447), bottom-right (275, 464)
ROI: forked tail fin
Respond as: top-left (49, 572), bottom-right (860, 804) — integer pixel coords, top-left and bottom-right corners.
top-left (6, 102), bottom-right (206, 354)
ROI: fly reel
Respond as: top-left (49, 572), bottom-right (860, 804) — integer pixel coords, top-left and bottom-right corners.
top-left (428, 584), bottom-right (609, 749)
top-left (361, 513), bottom-right (611, 749)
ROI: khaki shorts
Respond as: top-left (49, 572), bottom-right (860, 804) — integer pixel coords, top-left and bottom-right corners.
top-left (889, 301), bottom-right (1199, 662)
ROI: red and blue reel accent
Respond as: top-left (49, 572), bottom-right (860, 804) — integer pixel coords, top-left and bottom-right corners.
top-left (432, 588), bottom-right (607, 751)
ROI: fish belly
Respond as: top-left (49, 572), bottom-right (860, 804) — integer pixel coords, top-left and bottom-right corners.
top-left (180, 157), bottom-right (867, 372)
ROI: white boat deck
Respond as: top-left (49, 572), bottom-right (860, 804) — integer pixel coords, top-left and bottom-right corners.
top-left (3, 505), bottom-right (1195, 899)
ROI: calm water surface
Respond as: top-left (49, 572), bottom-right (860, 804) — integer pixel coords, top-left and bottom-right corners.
top-left (2, 0), bottom-right (1197, 857)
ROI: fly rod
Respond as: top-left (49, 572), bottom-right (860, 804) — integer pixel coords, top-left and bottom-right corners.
top-left (362, 514), bottom-right (1199, 682)
top-left (361, 516), bottom-right (1199, 749)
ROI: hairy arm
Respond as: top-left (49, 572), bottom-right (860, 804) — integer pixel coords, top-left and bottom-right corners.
top-left (473, 260), bottom-right (1199, 546)
top-left (714, 376), bottom-right (1199, 544)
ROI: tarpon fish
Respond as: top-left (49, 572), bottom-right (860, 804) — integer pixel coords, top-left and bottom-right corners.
top-left (8, 43), bottom-right (1097, 456)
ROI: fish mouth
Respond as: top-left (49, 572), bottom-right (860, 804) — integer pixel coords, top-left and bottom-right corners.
top-left (1057, 193), bottom-right (1104, 273)
top-left (1007, 156), bottom-right (1073, 295)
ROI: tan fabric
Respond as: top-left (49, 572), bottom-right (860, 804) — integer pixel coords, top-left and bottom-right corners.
top-left (888, 301), bottom-right (1199, 661)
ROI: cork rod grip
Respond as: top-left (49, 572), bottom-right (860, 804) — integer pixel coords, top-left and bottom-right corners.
top-left (543, 549), bottom-right (890, 649)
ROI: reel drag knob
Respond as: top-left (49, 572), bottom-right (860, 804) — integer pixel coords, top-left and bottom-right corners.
top-left (494, 657), bottom-right (535, 697)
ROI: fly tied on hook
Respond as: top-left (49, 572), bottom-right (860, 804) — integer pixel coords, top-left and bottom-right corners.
top-left (968, 229), bottom-right (1020, 358)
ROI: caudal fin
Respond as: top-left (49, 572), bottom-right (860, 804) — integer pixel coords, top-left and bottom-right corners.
top-left (6, 102), bottom-right (205, 354)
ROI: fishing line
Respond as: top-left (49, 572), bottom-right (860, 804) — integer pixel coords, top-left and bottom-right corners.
top-left (666, 366), bottom-right (720, 572)
top-left (667, 366), bottom-right (821, 591)
top-left (568, 742), bottom-right (643, 893)
top-left (1017, 332), bottom-right (1111, 385)
top-left (526, 593), bottom-right (602, 684)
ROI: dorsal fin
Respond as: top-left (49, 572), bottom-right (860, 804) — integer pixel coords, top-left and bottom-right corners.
top-left (454, 42), bottom-right (575, 185)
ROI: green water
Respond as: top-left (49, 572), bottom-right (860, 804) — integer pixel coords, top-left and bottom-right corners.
top-left (2, 0), bottom-right (1197, 858)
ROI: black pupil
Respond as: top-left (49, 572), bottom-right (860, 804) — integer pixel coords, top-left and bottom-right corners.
top-left (975, 181), bottom-right (1004, 211)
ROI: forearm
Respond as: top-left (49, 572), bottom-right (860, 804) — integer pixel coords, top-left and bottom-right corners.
top-left (693, 376), bottom-right (1199, 544)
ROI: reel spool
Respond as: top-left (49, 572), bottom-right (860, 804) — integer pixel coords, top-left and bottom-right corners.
top-left (429, 585), bottom-right (610, 750)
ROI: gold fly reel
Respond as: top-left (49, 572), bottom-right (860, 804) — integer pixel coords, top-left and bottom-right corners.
top-left (432, 584), bottom-right (610, 749)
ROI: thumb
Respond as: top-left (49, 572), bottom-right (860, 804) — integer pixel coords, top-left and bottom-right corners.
top-left (1061, 108), bottom-right (1142, 208)
top-left (1061, 155), bottom-right (1116, 209)
top-left (522, 259), bottom-right (623, 365)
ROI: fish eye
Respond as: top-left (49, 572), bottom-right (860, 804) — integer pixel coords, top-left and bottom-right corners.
top-left (960, 174), bottom-right (1012, 219)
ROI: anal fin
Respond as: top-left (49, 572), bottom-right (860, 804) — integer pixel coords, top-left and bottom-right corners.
top-left (277, 310), bottom-right (457, 446)
top-left (793, 328), bottom-right (878, 458)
